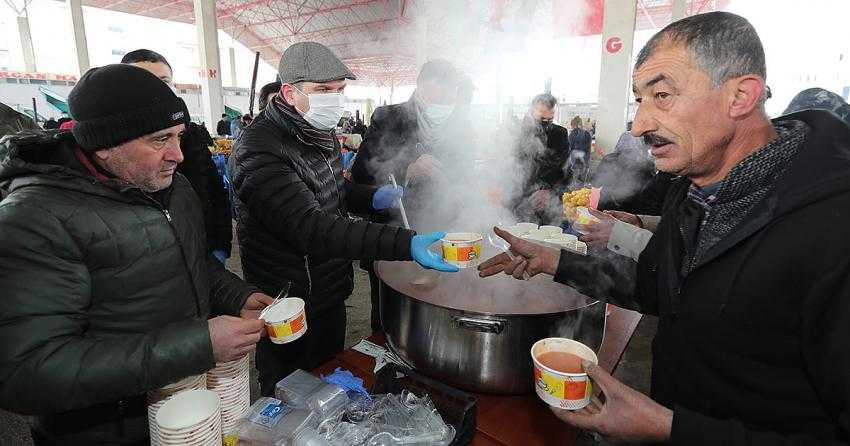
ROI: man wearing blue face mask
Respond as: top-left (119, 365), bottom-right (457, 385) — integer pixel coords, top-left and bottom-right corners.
top-left (229, 42), bottom-right (458, 396)
top-left (350, 59), bottom-right (476, 332)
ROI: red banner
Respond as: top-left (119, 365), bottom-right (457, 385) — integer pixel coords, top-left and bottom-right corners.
top-left (0, 70), bottom-right (78, 81)
top-left (553, 0), bottom-right (604, 37)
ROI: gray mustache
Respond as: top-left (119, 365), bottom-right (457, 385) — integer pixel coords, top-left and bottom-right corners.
top-left (643, 133), bottom-right (674, 146)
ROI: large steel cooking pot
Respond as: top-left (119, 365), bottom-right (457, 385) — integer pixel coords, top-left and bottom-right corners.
top-left (376, 260), bottom-right (603, 394)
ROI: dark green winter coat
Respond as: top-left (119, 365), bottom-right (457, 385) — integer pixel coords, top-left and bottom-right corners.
top-left (0, 131), bottom-right (257, 442)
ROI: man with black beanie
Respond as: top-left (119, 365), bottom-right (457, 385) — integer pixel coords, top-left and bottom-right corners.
top-left (0, 64), bottom-right (273, 445)
top-left (122, 48), bottom-right (234, 263)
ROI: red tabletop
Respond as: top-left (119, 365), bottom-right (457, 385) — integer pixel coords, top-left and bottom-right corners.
top-left (313, 333), bottom-right (580, 446)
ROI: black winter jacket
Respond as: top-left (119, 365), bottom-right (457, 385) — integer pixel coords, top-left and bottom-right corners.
top-left (555, 110), bottom-right (850, 445)
top-left (351, 99), bottom-right (483, 232)
top-left (592, 148), bottom-right (657, 214)
top-left (178, 122), bottom-right (232, 255)
top-left (229, 102), bottom-right (415, 313)
top-left (508, 118), bottom-right (571, 223)
top-left (0, 132), bottom-right (257, 441)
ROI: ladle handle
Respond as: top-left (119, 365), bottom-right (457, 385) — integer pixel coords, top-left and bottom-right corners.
top-left (453, 316), bottom-right (505, 334)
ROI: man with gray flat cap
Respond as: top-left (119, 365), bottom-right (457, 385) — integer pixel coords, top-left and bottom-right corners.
top-left (230, 41), bottom-right (458, 396)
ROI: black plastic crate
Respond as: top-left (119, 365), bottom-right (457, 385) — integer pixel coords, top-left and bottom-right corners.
top-left (373, 363), bottom-right (477, 446)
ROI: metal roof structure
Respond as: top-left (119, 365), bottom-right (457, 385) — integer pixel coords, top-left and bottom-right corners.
top-left (80, 0), bottom-right (729, 87)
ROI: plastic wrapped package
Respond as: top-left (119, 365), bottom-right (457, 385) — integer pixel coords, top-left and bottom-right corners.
top-left (323, 421), bottom-right (374, 445)
top-left (290, 427), bottom-right (332, 446)
top-left (306, 382), bottom-right (349, 419)
top-left (270, 409), bottom-right (319, 446)
top-left (275, 369), bottom-right (325, 408)
top-left (225, 397), bottom-right (318, 446)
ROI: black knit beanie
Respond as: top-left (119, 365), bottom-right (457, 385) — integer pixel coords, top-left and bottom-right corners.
top-left (69, 64), bottom-right (189, 151)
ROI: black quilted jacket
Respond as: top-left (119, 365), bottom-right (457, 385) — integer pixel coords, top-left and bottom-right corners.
top-left (0, 132), bottom-right (257, 423)
top-left (229, 102), bottom-right (415, 313)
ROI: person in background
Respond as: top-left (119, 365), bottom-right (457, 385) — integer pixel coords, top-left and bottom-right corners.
top-left (217, 113), bottom-right (231, 136)
top-left (350, 59), bottom-right (472, 332)
top-left (783, 87), bottom-right (850, 126)
top-left (122, 49), bottom-right (233, 262)
top-left (568, 115), bottom-right (591, 159)
top-left (42, 118), bottom-right (58, 130)
top-left (233, 114), bottom-right (252, 139)
top-left (230, 113), bottom-right (243, 138)
top-left (258, 81), bottom-right (282, 112)
top-left (480, 12), bottom-right (850, 445)
top-left (353, 116), bottom-right (367, 136)
top-left (592, 128), bottom-right (657, 214)
top-left (0, 64), bottom-right (271, 445)
top-left (230, 42), bottom-right (458, 396)
top-left (567, 115), bottom-right (592, 182)
top-left (510, 93), bottom-right (571, 225)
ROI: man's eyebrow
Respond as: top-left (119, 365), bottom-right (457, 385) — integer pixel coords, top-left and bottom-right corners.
top-left (636, 74), bottom-right (668, 92)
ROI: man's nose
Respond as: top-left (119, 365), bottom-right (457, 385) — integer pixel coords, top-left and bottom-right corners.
top-left (166, 137), bottom-right (184, 164)
top-left (631, 104), bottom-right (656, 138)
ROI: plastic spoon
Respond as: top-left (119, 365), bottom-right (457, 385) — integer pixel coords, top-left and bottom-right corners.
top-left (487, 226), bottom-right (530, 280)
top-left (258, 281), bottom-right (291, 320)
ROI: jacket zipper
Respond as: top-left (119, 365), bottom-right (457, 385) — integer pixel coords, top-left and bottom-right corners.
top-left (303, 255), bottom-right (312, 296)
top-left (139, 193), bottom-right (203, 317)
top-left (319, 150), bottom-right (345, 217)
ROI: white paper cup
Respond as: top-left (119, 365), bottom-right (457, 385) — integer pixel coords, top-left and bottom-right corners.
top-left (155, 389), bottom-right (220, 431)
top-left (574, 241), bottom-right (588, 255)
top-left (262, 298), bottom-right (307, 344)
top-left (531, 338), bottom-right (598, 410)
top-left (505, 225), bottom-right (529, 238)
top-left (516, 222), bottom-right (538, 232)
top-left (440, 232), bottom-right (483, 268)
top-left (522, 229), bottom-right (548, 241)
top-left (539, 225), bottom-right (563, 236)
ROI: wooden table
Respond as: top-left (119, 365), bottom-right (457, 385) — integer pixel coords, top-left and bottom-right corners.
top-left (313, 333), bottom-right (580, 446)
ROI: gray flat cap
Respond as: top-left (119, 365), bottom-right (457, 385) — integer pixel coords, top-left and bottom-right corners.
top-left (278, 42), bottom-right (356, 84)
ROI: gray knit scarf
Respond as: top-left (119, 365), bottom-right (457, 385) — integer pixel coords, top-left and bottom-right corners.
top-left (273, 95), bottom-right (336, 152)
top-left (689, 120), bottom-right (809, 268)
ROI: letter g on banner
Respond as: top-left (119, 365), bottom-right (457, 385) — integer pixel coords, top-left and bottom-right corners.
top-left (606, 37), bottom-right (622, 54)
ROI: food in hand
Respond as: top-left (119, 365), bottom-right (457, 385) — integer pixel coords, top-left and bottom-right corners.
top-left (562, 188), bottom-right (591, 219)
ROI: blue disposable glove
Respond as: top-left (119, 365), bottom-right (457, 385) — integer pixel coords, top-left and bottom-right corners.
top-left (212, 250), bottom-right (228, 264)
top-left (372, 185), bottom-right (404, 210)
top-left (410, 231), bottom-right (459, 273)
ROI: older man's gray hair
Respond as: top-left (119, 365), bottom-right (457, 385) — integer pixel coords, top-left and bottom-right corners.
top-left (635, 12), bottom-right (766, 89)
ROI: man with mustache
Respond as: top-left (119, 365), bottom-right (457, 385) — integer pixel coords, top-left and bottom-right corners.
top-left (480, 11), bottom-right (850, 445)
top-left (0, 64), bottom-right (271, 444)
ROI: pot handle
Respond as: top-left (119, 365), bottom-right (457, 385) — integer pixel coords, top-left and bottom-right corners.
top-left (453, 316), bottom-right (505, 334)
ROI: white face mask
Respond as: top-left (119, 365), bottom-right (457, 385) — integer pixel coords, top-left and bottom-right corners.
top-left (423, 103), bottom-right (454, 125)
top-left (294, 88), bottom-right (347, 130)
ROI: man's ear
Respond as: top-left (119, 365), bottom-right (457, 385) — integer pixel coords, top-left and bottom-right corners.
top-left (280, 84), bottom-right (296, 106)
top-left (728, 75), bottom-right (765, 119)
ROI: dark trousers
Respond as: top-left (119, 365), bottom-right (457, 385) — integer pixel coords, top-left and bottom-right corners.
top-left (30, 397), bottom-right (149, 446)
top-left (256, 303), bottom-right (347, 396)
